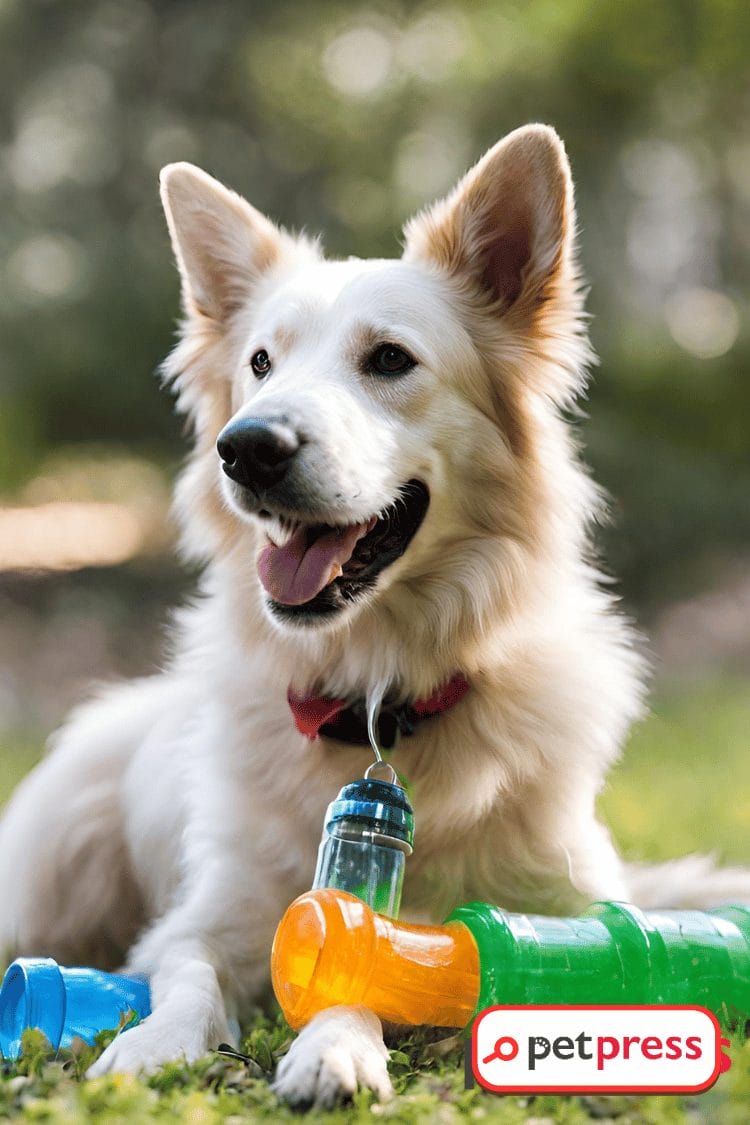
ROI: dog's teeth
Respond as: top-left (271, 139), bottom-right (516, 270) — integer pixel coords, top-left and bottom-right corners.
top-left (265, 516), bottom-right (296, 548)
top-left (327, 562), bottom-right (343, 584)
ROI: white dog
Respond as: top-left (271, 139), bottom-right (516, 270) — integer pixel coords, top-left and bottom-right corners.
top-left (1, 124), bottom-right (748, 1107)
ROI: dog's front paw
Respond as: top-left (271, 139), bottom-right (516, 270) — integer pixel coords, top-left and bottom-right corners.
top-left (86, 1015), bottom-right (215, 1078)
top-left (273, 1005), bottom-right (393, 1109)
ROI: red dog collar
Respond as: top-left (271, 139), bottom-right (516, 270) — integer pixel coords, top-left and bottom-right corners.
top-left (288, 674), bottom-right (470, 746)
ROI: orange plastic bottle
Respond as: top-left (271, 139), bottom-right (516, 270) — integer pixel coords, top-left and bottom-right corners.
top-left (271, 888), bottom-right (479, 1029)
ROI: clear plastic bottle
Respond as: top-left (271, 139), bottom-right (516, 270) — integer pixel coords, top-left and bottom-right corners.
top-left (312, 773), bottom-right (414, 918)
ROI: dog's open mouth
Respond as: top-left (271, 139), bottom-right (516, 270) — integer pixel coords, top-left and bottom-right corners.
top-left (257, 480), bottom-right (430, 620)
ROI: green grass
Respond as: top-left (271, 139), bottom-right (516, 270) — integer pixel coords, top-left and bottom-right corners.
top-left (1, 678), bottom-right (749, 1122)
top-left (600, 676), bottom-right (750, 865)
top-left (0, 739), bottom-right (44, 809)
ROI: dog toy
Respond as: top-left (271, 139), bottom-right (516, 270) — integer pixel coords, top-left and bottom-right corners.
top-left (272, 888), bottom-right (750, 1030)
top-left (0, 957), bottom-right (150, 1058)
top-left (275, 712), bottom-right (750, 1031)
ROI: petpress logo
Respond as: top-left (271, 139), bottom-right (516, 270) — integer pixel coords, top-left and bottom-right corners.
top-left (472, 1005), bottom-right (721, 1094)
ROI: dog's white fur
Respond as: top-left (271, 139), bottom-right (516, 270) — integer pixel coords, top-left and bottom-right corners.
top-left (1, 125), bottom-right (748, 1107)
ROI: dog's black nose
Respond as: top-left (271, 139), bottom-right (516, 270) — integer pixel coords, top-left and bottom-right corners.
top-left (217, 418), bottom-right (301, 489)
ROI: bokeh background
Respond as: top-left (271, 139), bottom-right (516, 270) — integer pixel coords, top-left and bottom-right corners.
top-left (1, 0), bottom-right (749, 862)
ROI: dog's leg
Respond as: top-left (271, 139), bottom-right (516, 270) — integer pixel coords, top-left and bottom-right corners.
top-left (86, 936), bottom-right (234, 1077)
top-left (85, 855), bottom-right (394, 1100)
top-left (272, 1006), bottom-right (393, 1109)
top-left (85, 874), bottom-right (280, 1076)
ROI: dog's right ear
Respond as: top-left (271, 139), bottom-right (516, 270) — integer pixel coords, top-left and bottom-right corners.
top-left (160, 163), bottom-right (282, 322)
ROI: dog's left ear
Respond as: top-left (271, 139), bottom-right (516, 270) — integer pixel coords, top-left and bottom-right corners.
top-left (403, 124), bottom-right (573, 320)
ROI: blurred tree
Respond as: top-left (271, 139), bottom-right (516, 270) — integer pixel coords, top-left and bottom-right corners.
top-left (0, 0), bottom-right (748, 614)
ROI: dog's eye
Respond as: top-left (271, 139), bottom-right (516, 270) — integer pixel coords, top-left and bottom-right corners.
top-left (250, 349), bottom-right (271, 378)
top-left (367, 344), bottom-right (415, 377)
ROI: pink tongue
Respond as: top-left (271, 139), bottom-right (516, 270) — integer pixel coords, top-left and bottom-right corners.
top-left (258, 522), bottom-right (370, 605)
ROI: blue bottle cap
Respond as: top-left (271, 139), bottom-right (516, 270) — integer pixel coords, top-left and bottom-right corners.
top-left (326, 778), bottom-right (414, 851)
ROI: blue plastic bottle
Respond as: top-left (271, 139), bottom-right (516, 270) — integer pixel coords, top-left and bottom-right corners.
top-left (0, 957), bottom-right (151, 1058)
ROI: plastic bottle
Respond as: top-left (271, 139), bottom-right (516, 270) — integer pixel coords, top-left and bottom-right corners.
top-left (312, 774), bottom-right (414, 918)
top-left (0, 957), bottom-right (151, 1058)
top-left (271, 889), bottom-right (750, 1030)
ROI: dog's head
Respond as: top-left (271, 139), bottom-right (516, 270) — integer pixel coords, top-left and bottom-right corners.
top-left (160, 125), bottom-right (595, 655)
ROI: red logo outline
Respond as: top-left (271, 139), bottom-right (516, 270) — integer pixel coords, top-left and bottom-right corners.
top-left (471, 1004), bottom-right (722, 1095)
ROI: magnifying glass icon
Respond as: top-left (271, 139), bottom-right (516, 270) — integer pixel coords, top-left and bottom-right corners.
top-left (482, 1034), bottom-right (519, 1064)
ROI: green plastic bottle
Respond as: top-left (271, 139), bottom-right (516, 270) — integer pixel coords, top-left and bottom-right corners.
top-left (272, 890), bottom-right (750, 1030)
top-left (451, 900), bottom-right (750, 1025)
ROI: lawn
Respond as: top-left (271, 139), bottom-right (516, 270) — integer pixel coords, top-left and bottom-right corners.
top-left (1, 677), bottom-right (749, 1122)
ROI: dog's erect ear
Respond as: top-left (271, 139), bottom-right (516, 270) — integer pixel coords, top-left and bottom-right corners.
top-left (403, 125), bottom-right (573, 317)
top-left (160, 163), bottom-right (282, 321)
